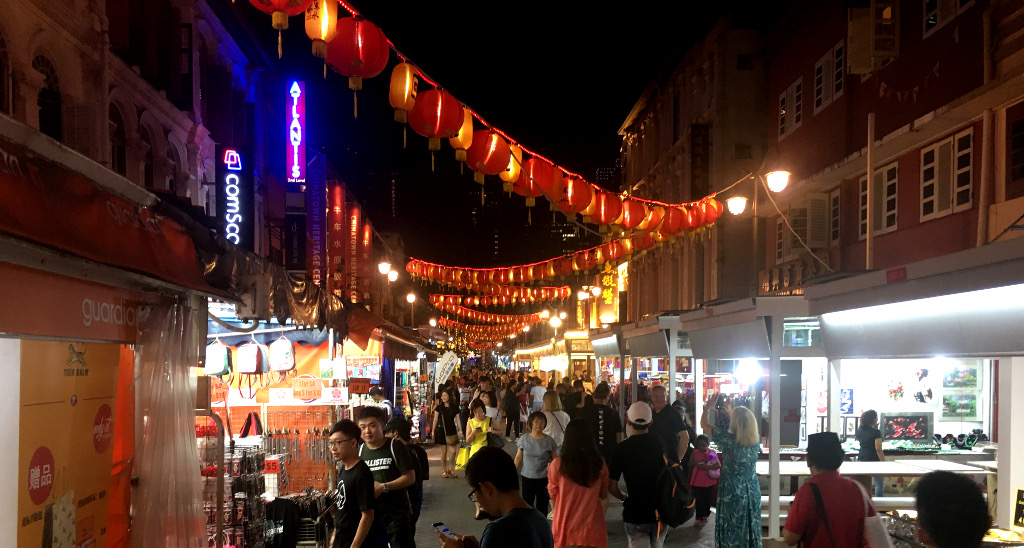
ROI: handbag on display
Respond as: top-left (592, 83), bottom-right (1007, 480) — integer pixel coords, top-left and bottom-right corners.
top-left (861, 484), bottom-right (895, 548)
top-left (268, 336), bottom-right (295, 372)
top-left (204, 341), bottom-right (232, 376)
top-left (236, 341), bottom-right (269, 374)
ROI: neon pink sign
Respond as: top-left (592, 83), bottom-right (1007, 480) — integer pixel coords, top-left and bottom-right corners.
top-left (287, 81), bottom-right (306, 183)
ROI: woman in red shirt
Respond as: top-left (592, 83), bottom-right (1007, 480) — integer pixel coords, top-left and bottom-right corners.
top-left (547, 419), bottom-right (609, 548)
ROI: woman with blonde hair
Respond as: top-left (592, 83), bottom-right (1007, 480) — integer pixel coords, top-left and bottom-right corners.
top-left (701, 394), bottom-right (762, 548)
top-left (542, 389), bottom-right (571, 448)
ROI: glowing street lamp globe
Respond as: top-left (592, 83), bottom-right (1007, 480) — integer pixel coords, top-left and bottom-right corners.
top-left (726, 196), bottom-right (749, 215)
top-left (377, 261), bottom-right (391, 275)
top-left (406, 293), bottom-right (416, 304)
top-left (765, 170), bottom-right (791, 193)
top-left (387, 270), bottom-right (398, 282)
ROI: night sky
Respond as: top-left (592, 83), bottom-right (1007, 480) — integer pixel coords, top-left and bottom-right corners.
top-left (232, 1), bottom-right (735, 267)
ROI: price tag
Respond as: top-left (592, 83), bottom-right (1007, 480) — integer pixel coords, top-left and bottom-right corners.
top-left (348, 378), bottom-right (371, 394)
top-left (294, 378), bottom-right (324, 400)
top-left (210, 378), bottom-right (229, 402)
top-left (264, 459), bottom-right (280, 474)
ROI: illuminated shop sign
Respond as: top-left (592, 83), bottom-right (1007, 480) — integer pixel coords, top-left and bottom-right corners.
top-left (287, 81), bottom-right (306, 183)
top-left (215, 146), bottom-right (253, 251)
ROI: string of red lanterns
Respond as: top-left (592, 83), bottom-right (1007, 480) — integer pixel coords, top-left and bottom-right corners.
top-left (245, 1), bottom-right (735, 217)
top-left (429, 288), bottom-right (570, 308)
top-left (434, 304), bottom-right (542, 325)
top-left (405, 200), bottom-right (724, 288)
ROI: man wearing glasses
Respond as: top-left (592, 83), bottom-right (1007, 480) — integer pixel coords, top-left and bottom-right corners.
top-left (329, 420), bottom-right (386, 548)
top-left (437, 447), bottom-right (553, 548)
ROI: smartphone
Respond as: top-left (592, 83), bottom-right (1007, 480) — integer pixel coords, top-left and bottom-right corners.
top-left (433, 522), bottom-right (457, 539)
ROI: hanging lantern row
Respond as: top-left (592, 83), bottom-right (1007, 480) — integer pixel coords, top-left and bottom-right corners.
top-left (247, 1), bottom-right (745, 218)
top-left (438, 317), bottom-right (542, 341)
top-left (435, 304), bottom-right (541, 325)
top-left (429, 287), bottom-right (570, 308)
top-left (405, 199), bottom-right (723, 288)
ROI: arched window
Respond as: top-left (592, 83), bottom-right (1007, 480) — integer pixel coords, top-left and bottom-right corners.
top-left (1, 37), bottom-right (11, 115)
top-left (108, 104), bottom-right (126, 176)
top-left (32, 56), bottom-right (61, 141)
top-left (139, 124), bottom-right (154, 188)
top-left (166, 139), bottom-right (181, 194)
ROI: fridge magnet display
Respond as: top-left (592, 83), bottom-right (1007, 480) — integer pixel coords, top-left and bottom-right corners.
top-left (941, 393), bottom-right (979, 420)
top-left (942, 367), bottom-right (978, 388)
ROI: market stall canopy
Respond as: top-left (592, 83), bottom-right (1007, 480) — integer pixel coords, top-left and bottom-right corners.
top-left (0, 115), bottom-right (229, 299)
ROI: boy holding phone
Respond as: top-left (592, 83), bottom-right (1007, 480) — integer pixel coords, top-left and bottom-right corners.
top-left (329, 420), bottom-right (387, 548)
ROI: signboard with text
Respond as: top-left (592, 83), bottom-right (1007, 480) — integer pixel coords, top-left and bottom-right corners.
top-left (305, 155), bottom-right (327, 287)
top-left (215, 145), bottom-right (254, 251)
top-left (286, 81), bottom-right (306, 183)
top-left (348, 378), bottom-right (371, 394)
top-left (293, 378), bottom-right (324, 401)
top-left (326, 181), bottom-right (347, 297)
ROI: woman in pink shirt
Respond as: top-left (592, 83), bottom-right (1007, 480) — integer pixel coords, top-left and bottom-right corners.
top-left (548, 419), bottom-right (609, 548)
top-left (689, 434), bottom-right (720, 527)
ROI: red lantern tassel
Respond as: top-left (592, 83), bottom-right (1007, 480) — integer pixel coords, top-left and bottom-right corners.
top-left (278, 31), bottom-right (282, 59)
top-left (528, 208), bottom-right (532, 225)
top-left (481, 187), bottom-right (485, 206)
top-left (403, 126), bottom-right (407, 149)
top-left (431, 151), bottom-right (435, 172)
top-left (353, 91), bottom-right (358, 118)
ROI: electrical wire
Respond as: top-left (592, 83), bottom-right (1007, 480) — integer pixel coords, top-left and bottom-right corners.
top-left (759, 176), bottom-right (835, 274)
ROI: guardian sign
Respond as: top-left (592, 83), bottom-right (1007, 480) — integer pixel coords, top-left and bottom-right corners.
top-left (215, 145), bottom-right (253, 250)
top-left (287, 81), bottom-right (306, 183)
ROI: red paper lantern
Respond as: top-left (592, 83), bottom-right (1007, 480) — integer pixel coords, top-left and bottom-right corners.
top-left (408, 89), bottom-right (464, 151)
top-left (326, 16), bottom-right (389, 92)
top-left (687, 204), bottom-right (705, 228)
top-left (641, 205), bottom-right (665, 232)
top-left (512, 160), bottom-right (546, 207)
top-left (701, 198), bottom-right (725, 225)
top-left (661, 207), bottom-right (686, 235)
top-left (620, 199), bottom-right (648, 230)
top-left (541, 169), bottom-right (567, 204)
top-left (558, 179), bottom-right (595, 215)
top-left (250, 0), bottom-right (313, 57)
top-left (465, 130), bottom-right (511, 183)
top-left (595, 192), bottom-right (623, 226)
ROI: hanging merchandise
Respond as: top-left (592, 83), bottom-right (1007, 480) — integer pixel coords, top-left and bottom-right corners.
top-left (205, 340), bottom-right (233, 377)
top-left (236, 341), bottom-right (270, 398)
top-left (249, 0), bottom-right (314, 58)
top-left (269, 336), bottom-right (296, 372)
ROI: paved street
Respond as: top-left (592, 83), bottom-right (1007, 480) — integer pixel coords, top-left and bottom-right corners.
top-left (412, 441), bottom-right (716, 548)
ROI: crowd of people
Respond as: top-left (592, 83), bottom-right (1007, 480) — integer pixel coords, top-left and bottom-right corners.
top-left (326, 367), bottom-right (993, 548)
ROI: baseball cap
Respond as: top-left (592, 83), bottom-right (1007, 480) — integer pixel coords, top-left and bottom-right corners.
top-left (383, 416), bottom-right (411, 438)
top-left (627, 402), bottom-right (653, 426)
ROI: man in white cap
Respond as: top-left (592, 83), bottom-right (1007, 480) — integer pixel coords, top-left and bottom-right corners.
top-left (608, 401), bottom-right (671, 548)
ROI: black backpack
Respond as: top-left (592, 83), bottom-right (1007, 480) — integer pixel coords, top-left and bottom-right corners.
top-left (655, 461), bottom-right (695, 527)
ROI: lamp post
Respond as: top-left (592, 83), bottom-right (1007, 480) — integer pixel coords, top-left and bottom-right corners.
top-left (406, 292), bottom-right (416, 328)
top-left (726, 170), bottom-right (790, 298)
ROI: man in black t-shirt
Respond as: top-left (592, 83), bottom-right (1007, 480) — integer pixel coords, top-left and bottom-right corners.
top-left (649, 384), bottom-right (690, 465)
top-left (436, 447), bottom-right (553, 548)
top-left (609, 402), bottom-right (670, 548)
top-left (356, 407), bottom-right (417, 548)
top-left (329, 420), bottom-right (386, 548)
top-left (578, 381), bottom-right (622, 463)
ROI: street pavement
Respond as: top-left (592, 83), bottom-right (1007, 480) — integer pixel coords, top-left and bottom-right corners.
top-left (412, 440), bottom-right (717, 548)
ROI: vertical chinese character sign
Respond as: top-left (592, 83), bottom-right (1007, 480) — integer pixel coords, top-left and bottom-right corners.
top-left (326, 181), bottom-right (347, 297)
top-left (286, 81), bottom-right (306, 184)
top-left (358, 217), bottom-right (373, 302)
top-left (18, 340), bottom-right (122, 546)
top-left (345, 201), bottom-right (362, 303)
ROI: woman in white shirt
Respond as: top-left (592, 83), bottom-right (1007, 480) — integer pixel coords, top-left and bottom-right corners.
top-left (481, 390), bottom-right (501, 422)
top-left (541, 390), bottom-right (571, 448)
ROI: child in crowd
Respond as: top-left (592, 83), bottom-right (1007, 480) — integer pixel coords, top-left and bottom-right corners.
top-left (689, 434), bottom-right (720, 527)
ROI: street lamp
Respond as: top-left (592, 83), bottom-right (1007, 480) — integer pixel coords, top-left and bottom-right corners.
top-left (406, 292), bottom-right (416, 327)
top-left (387, 270), bottom-right (398, 282)
top-left (377, 261), bottom-right (391, 275)
top-left (726, 170), bottom-right (791, 297)
top-left (429, 318), bottom-right (437, 327)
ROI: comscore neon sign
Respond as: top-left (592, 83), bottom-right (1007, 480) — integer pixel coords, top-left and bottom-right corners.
top-left (215, 146), bottom-right (253, 250)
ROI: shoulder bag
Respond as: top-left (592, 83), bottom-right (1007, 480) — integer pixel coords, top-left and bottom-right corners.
top-left (485, 417), bottom-right (505, 448)
top-left (860, 483), bottom-right (894, 548)
top-left (807, 483), bottom-right (834, 546)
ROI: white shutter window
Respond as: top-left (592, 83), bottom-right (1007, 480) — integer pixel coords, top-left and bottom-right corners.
top-left (859, 175), bottom-right (869, 239)
top-left (833, 40), bottom-right (845, 98)
top-left (806, 193), bottom-right (830, 248)
top-left (859, 162), bottom-right (899, 238)
top-left (953, 129), bottom-right (973, 211)
top-left (791, 79), bottom-right (803, 130)
top-left (778, 91), bottom-right (788, 137)
top-left (814, 51), bottom-right (833, 114)
top-left (776, 217), bottom-right (787, 263)
top-left (829, 188), bottom-right (841, 246)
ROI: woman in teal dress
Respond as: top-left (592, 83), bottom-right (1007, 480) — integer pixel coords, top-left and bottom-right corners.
top-left (701, 393), bottom-right (762, 548)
